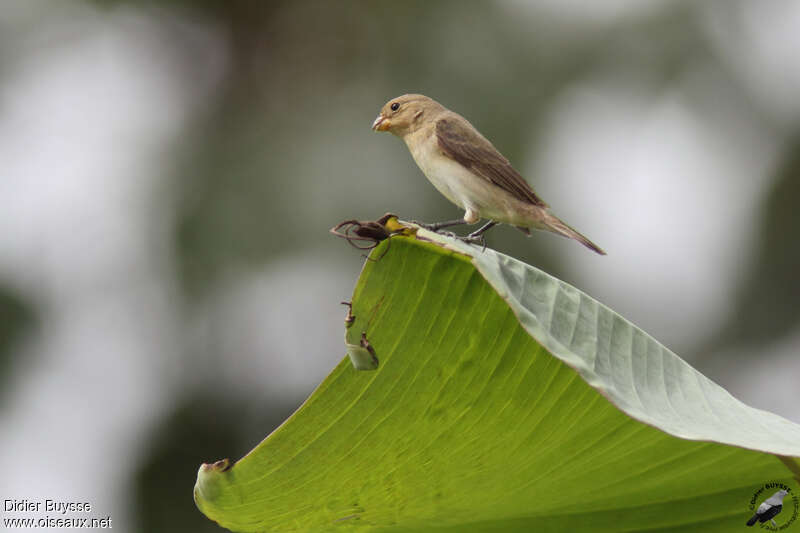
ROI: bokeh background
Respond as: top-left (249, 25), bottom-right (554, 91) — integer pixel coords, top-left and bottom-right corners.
top-left (1, 0), bottom-right (798, 531)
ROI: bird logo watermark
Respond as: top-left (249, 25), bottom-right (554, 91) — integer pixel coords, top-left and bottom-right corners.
top-left (746, 482), bottom-right (799, 530)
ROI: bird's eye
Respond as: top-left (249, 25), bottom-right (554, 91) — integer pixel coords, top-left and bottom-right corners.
top-left (390, 102), bottom-right (400, 111)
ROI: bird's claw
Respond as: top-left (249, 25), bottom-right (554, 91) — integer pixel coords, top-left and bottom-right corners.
top-left (412, 221), bottom-right (440, 232)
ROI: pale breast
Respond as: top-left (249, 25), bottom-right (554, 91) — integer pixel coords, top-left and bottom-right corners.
top-left (406, 133), bottom-right (475, 209)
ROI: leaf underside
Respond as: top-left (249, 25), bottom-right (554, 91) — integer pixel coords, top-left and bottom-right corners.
top-left (195, 232), bottom-right (800, 532)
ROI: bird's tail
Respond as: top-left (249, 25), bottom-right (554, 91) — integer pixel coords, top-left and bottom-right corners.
top-left (542, 212), bottom-right (606, 255)
top-left (746, 514), bottom-right (758, 526)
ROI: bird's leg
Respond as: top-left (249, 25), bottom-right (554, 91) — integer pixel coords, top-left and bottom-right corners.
top-left (468, 220), bottom-right (497, 239)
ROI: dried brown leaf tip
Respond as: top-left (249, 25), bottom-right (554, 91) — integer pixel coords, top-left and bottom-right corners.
top-left (341, 301), bottom-right (355, 328)
top-left (330, 213), bottom-right (415, 259)
top-left (344, 328), bottom-right (379, 371)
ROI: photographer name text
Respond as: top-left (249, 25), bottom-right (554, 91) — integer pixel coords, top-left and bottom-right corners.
top-left (5, 499), bottom-right (92, 514)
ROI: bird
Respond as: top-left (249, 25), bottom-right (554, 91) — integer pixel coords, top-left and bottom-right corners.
top-left (371, 93), bottom-right (605, 255)
top-left (747, 489), bottom-right (788, 527)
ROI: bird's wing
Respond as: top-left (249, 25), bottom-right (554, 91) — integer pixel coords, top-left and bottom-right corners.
top-left (765, 493), bottom-right (786, 506)
top-left (757, 502), bottom-right (772, 514)
top-left (435, 116), bottom-right (548, 207)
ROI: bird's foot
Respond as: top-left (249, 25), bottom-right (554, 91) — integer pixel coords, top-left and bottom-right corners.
top-left (409, 221), bottom-right (457, 238)
top-left (458, 232), bottom-right (487, 250)
top-left (411, 219), bottom-right (466, 232)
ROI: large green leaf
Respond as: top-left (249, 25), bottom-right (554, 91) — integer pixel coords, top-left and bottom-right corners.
top-left (195, 229), bottom-right (800, 532)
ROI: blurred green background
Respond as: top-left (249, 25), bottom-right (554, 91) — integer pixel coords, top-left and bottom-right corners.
top-left (1, 1), bottom-right (798, 531)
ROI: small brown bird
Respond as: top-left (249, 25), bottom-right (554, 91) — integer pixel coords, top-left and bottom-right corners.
top-left (372, 94), bottom-right (605, 254)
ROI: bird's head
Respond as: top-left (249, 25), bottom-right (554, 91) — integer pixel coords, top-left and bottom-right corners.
top-left (372, 94), bottom-right (444, 137)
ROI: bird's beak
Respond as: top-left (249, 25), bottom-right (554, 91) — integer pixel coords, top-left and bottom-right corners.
top-left (372, 115), bottom-right (390, 132)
